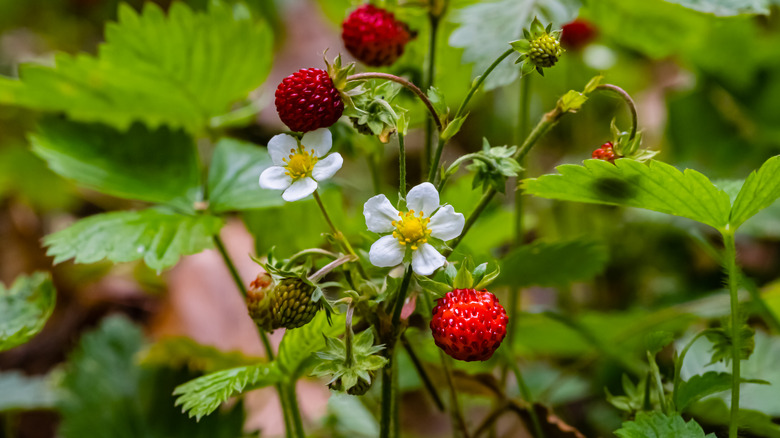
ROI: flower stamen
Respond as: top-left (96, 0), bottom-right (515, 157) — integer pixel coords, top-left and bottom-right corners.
top-left (390, 209), bottom-right (432, 251)
top-left (283, 148), bottom-right (318, 180)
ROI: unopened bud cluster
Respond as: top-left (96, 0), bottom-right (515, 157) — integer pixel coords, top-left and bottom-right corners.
top-left (529, 34), bottom-right (562, 68)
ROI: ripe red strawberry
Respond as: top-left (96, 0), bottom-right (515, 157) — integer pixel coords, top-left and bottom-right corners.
top-left (560, 18), bottom-right (597, 51)
top-left (592, 142), bottom-right (616, 163)
top-left (341, 5), bottom-right (414, 67)
top-left (430, 289), bottom-right (508, 362)
top-left (275, 68), bottom-right (344, 132)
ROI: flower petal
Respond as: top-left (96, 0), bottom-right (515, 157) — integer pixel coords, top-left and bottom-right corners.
top-left (259, 166), bottom-right (292, 191)
top-left (364, 194), bottom-right (399, 233)
top-left (282, 177), bottom-right (317, 202)
top-left (369, 235), bottom-right (405, 268)
top-left (301, 128), bottom-right (332, 157)
top-left (428, 205), bottom-right (465, 241)
top-left (267, 134), bottom-right (298, 166)
top-left (312, 153), bottom-right (343, 181)
top-left (406, 182), bottom-right (440, 217)
top-left (411, 243), bottom-right (446, 276)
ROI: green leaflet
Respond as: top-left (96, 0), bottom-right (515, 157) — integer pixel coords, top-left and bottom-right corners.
top-left (206, 138), bottom-right (284, 213)
top-left (43, 209), bottom-right (224, 272)
top-left (674, 371), bottom-right (733, 412)
top-left (615, 412), bottom-right (716, 438)
top-left (523, 159), bottom-right (732, 230)
top-left (278, 312), bottom-right (347, 380)
top-left (730, 156), bottom-right (780, 229)
top-left (0, 272), bottom-right (56, 352)
top-left (31, 118), bottom-right (200, 212)
top-left (497, 238), bottom-right (608, 288)
top-left (173, 362), bottom-right (282, 421)
top-left (0, 2), bottom-right (273, 132)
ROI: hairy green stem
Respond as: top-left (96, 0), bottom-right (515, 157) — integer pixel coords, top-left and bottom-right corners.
top-left (423, 13), bottom-right (440, 172)
top-left (428, 137), bottom-right (447, 183)
top-left (400, 334), bottom-right (445, 411)
top-left (595, 84), bottom-right (638, 140)
top-left (312, 190), bottom-right (367, 278)
top-left (398, 132), bottom-right (408, 198)
top-left (347, 72), bottom-right (442, 132)
top-left (723, 230), bottom-right (741, 438)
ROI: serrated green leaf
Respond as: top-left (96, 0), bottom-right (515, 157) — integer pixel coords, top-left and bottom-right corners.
top-left (0, 371), bottom-right (57, 412)
top-left (0, 2), bottom-right (273, 132)
top-left (44, 209), bottom-right (224, 272)
top-left (448, 0), bottom-right (579, 91)
top-left (0, 272), bottom-right (55, 352)
top-left (31, 118), bottom-right (200, 212)
top-left (665, 0), bottom-right (769, 16)
top-left (729, 156), bottom-right (780, 229)
top-left (615, 412), bottom-right (716, 438)
top-left (278, 312), bottom-right (346, 380)
top-left (173, 362), bottom-right (282, 420)
top-left (523, 159), bottom-right (732, 230)
top-left (206, 138), bottom-right (285, 213)
top-left (675, 371), bottom-right (733, 412)
top-left (139, 337), bottom-right (262, 374)
top-left (497, 238), bottom-right (608, 288)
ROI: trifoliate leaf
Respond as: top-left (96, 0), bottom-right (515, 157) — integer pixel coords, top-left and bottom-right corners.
top-left (497, 238), bottom-right (608, 287)
top-left (0, 2), bottom-right (273, 132)
top-left (206, 138), bottom-right (285, 213)
top-left (44, 209), bottom-right (224, 272)
top-left (278, 312), bottom-right (346, 380)
top-left (523, 159), bottom-right (732, 230)
top-left (729, 155), bottom-right (780, 230)
top-left (173, 362), bottom-right (282, 420)
top-left (448, 0), bottom-right (579, 90)
top-left (0, 371), bottom-right (57, 412)
top-left (0, 272), bottom-right (55, 352)
top-left (615, 412), bottom-right (716, 438)
top-left (31, 118), bottom-right (200, 212)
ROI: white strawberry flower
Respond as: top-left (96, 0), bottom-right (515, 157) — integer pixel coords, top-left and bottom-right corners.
top-left (363, 182), bottom-right (465, 276)
top-left (259, 128), bottom-right (343, 202)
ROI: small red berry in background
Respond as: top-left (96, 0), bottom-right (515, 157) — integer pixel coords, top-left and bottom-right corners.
top-left (341, 5), bottom-right (414, 67)
top-left (430, 289), bottom-right (508, 362)
top-left (592, 142), bottom-right (616, 163)
top-left (560, 18), bottom-right (597, 51)
top-left (274, 68), bottom-right (344, 133)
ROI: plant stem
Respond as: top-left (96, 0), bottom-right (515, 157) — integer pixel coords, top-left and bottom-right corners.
top-left (454, 48), bottom-right (514, 120)
top-left (400, 334), bottom-right (445, 411)
top-left (672, 330), bottom-right (710, 411)
top-left (441, 351), bottom-right (471, 438)
top-left (398, 132), bottom-right (408, 198)
top-left (284, 383), bottom-right (305, 438)
top-left (428, 137), bottom-right (447, 183)
top-left (595, 84), bottom-right (638, 140)
top-left (213, 234), bottom-right (301, 436)
top-left (282, 248), bottom-right (339, 270)
top-left (444, 107), bottom-right (561, 256)
top-left (472, 403), bottom-right (510, 438)
top-left (368, 153), bottom-right (381, 195)
top-left (423, 13), bottom-right (440, 172)
top-left (345, 305), bottom-right (355, 367)
top-left (505, 359), bottom-right (545, 438)
top-left (381, 266), bottom-right (414, 438)
top-left (347, 72), bottom-right (442, 132)
top-left (723, 230), bottom-right (741, 438)
top-left (312, 190), bottom-right (367, 278)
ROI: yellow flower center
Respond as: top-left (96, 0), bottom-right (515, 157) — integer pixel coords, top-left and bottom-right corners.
top-left (391, 210), bottom-right (432, 251)
top-left (283, 148), bottom-right (318, 180)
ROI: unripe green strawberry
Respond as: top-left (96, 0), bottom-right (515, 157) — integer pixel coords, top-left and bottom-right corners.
top-left (529, 34), bottom-right (562, 68)
top-left (247, 274), bottom-right (278, 332)
top-left (272, 278), bottom-right (319, 329)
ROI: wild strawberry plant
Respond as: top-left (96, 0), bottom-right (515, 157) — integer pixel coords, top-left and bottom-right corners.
top-left (1, 1), bottom-right (780, 438)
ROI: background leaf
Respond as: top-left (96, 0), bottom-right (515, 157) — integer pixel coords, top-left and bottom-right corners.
top-left (278, 311), bottom-right (346, 380)
top-left (206, 138), bottom-right (284, 213)
top-left (173, 362), bottom-right (282, 421)
top-left (43, 209), bottom-right (224, 272)
top-left (139, 337), bottom-right (262, 374)
top-left (675, 371), bottom-right (733, 412)
top-left (522, 159), bottom-right (732, 230)
top-left (615, 411), bottom-right (716, 438)
top-left (31, 118), bottom-right (200, 212)
top-left (0, 272), bottom-right (55, 352)
top-left (729, 155), bottom-right (780, 229)
top-left (0, 371), bottom-right (57, 412)
top-left (664, 0), bottom-right (769, 16)
top-left (496, 238), bottom-right (609, 288)
top-left (448, 0), bottom-right (580, 91)
top-left (0, 1), bottom-right (273, 132)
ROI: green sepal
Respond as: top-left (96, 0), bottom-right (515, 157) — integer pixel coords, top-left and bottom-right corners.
top-left (415, 276), bottom-right (452, 298)
top-left (311, 330), bottom-right (387, 394)
top-left (441, 115), bottom-right (467, 141)
top-left (529, 17), bottom-right (546, 37)
top-left (453, 259), bottom-right (474, 289)
top-left (605, 373), bottom-right (649, 414)
top-left (704, 317), bottom-right (755, 365)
